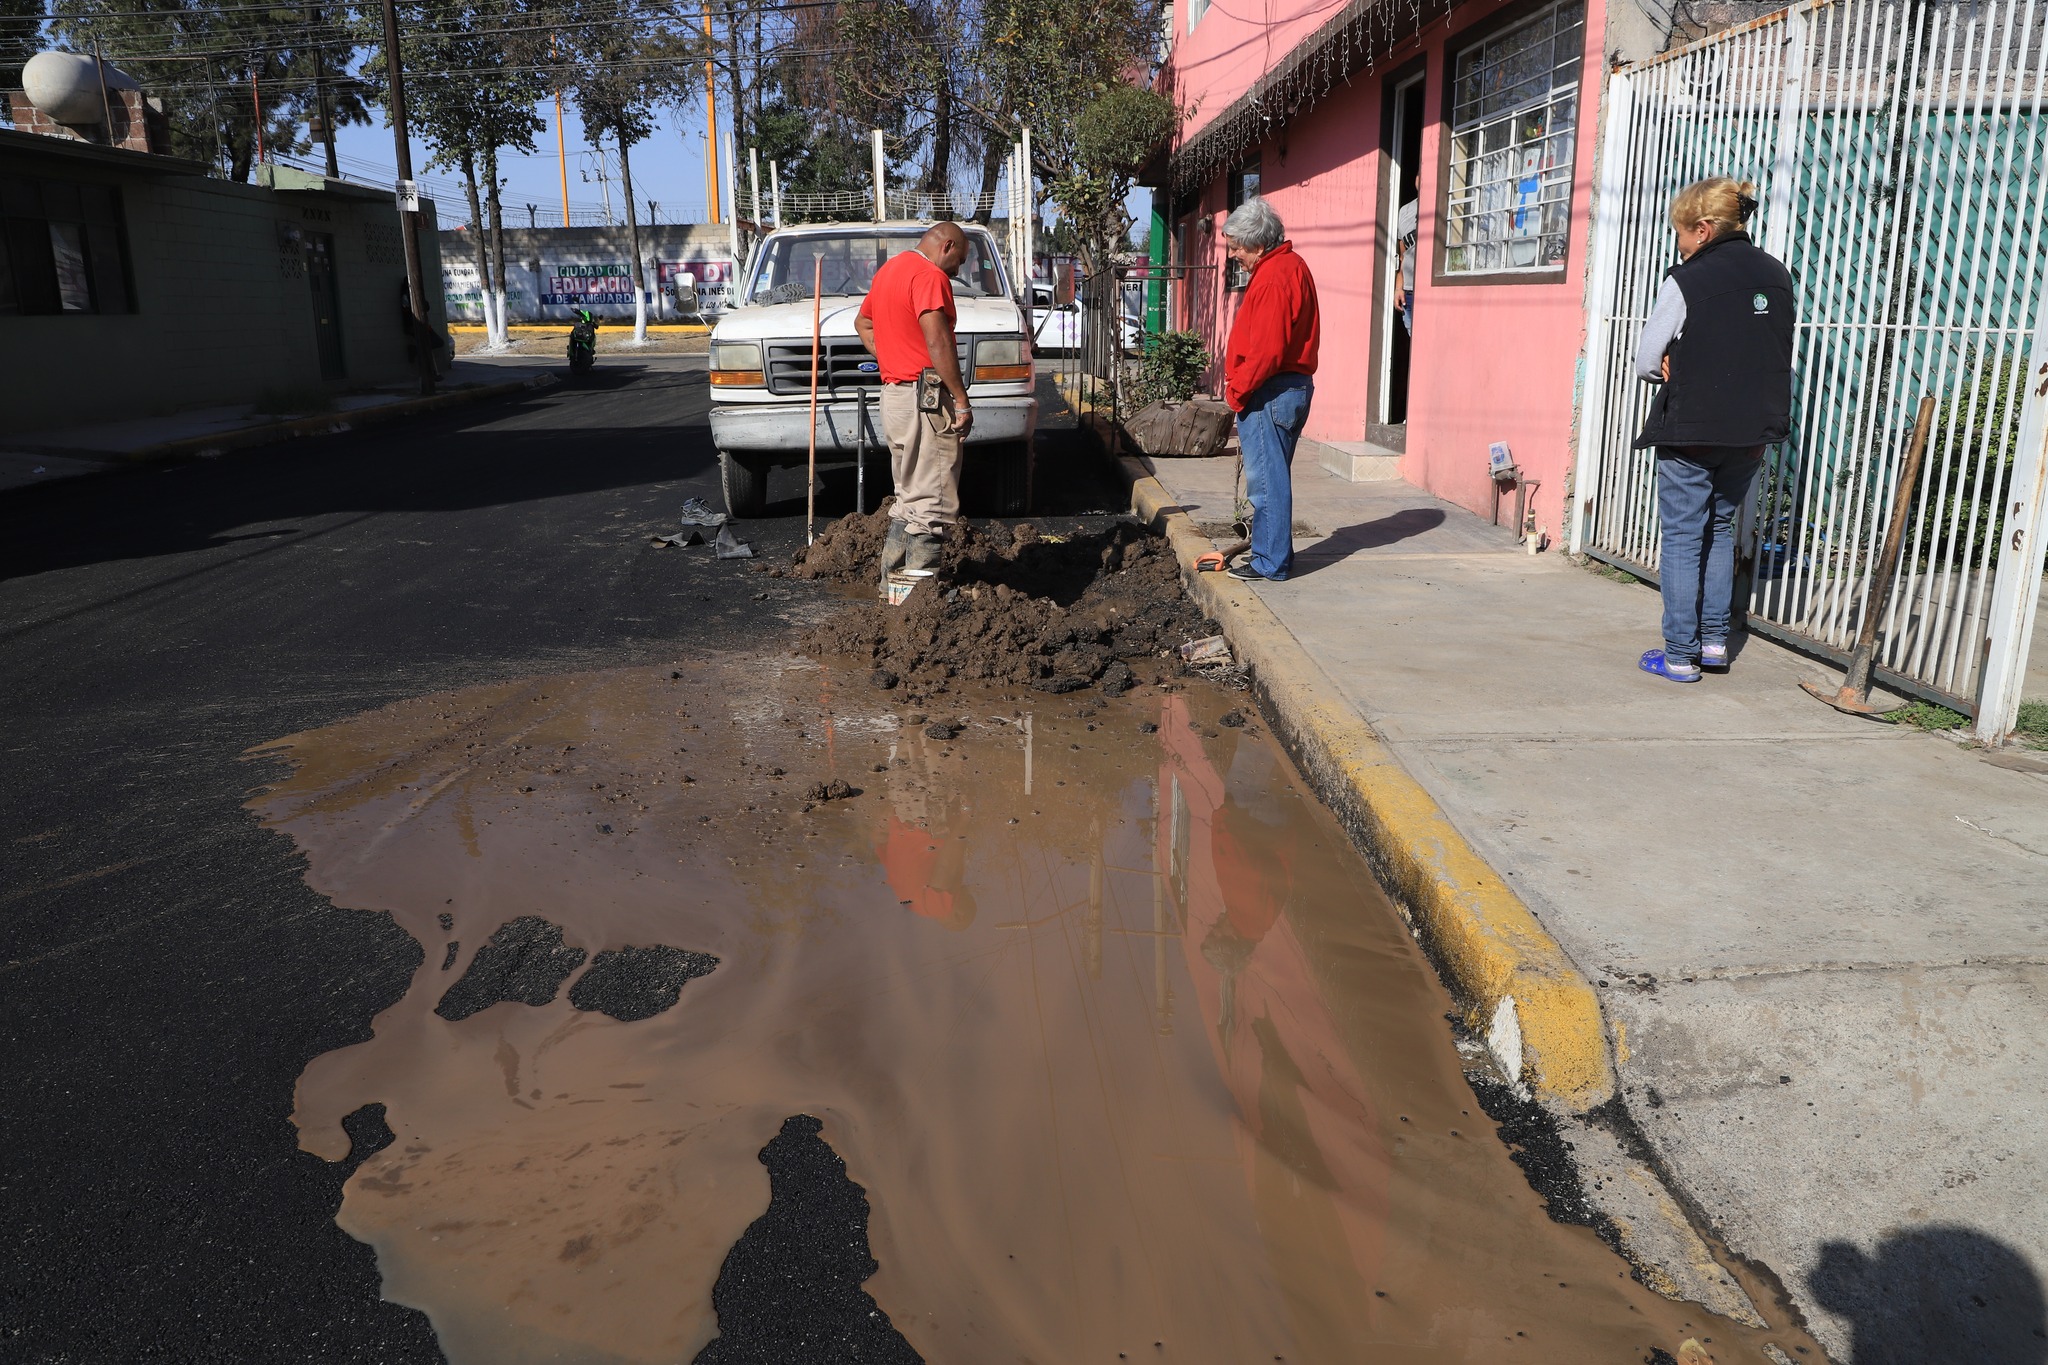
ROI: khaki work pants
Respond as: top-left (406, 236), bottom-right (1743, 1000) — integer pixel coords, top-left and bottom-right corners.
top-left (877, 381), bottom-right (963, 535)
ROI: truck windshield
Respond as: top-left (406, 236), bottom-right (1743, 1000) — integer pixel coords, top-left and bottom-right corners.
top-left (747, 229), bottom-right (1007, 304)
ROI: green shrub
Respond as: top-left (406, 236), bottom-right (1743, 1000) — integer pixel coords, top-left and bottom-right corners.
top-left (1132, 329), bottom-right (1209, 406)
top-left (2015, 698), bottom-right (2048, 748)
top-left (1884, 700), bottom-right (1968, 731)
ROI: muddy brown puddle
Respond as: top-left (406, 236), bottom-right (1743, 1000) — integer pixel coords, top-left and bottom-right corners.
top-left (249, 653), bottom-right (1807, 1363)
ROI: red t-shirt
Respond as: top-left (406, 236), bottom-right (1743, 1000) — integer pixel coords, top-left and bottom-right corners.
top-left (859, 248), bottom-right (957, 384)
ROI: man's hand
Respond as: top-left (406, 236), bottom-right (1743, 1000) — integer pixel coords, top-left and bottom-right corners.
top-left (1661, 353), bottom-right (1672, 382)
top-left (948, 402), bottom-right (974, 437)
top-left (918, 307), bottom-right (972, 436)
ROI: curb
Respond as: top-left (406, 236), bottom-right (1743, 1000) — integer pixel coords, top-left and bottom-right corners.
top-left (1121, 455), bottom-right (1616, 1111)
top-left (123, 373), bottom-right (558, 464)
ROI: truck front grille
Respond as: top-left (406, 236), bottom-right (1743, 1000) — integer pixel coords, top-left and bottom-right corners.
top-left (763, 339), bottom-right (973, 396)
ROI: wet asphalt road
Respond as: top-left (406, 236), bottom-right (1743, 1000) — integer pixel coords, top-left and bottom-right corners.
top-left (0, 358), bottom-right (1112, 1362)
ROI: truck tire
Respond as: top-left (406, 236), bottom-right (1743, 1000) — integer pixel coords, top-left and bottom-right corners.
top-left (719, 451), bottom-right (770, 519)
top-left (964, 441), bottom-right (1033, 517)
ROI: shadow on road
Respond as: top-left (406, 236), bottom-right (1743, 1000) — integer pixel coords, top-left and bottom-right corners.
top-left (0, 362), bottom-right (711, 584)
top-left (1808, 1224), bottom-right (2047, 1364)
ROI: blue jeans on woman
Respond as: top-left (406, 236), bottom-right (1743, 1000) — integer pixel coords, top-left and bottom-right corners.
top-left (1656, 445), bottom-right (1763, 665)
top-left (1237, 373), bottom-right (1315, 579)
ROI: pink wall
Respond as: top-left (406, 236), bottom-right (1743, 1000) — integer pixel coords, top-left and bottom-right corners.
top-left (1169, 0), bottom-right (1364, 140)
top-left (1166, 0), bottom-right (1609, 539)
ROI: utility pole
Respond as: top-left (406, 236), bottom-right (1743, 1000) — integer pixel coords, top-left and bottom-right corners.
top-left (526, 202), bottom-right (537, 228)
top-left (308, 5), bottom-right (338, 179)
top-left (552, 33), bottom-right (569, 227)
top-left (701, 5), bottom-right (721, 224)
top-left (378, 0), bottom-right (436, 395)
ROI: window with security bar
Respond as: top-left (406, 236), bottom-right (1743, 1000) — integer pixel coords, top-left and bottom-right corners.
top-left (1443, 0), bottom-right (1585, 276)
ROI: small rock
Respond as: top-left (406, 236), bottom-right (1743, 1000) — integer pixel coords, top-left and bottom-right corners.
top-left (871, 669), bottom-right (900, 690)
top-left (597, 823), bottom-right (614, 834)
top-left (1099, 661), bottom-right (1135, 695)
top-left (803, 778), bottom-right (859, 802)
top-left (907, 713), bottom-right (928, 725)
top-left (1218, 710), bottom-right (1247, 728)
top-left (1138, 722), bottom-right (1159, 734)
top-left (924, 722), bottom-right (958, 741)
top-left (871, 762), bottom-right (888, 773)
top-left (768, 767), bottom-right (785, 777)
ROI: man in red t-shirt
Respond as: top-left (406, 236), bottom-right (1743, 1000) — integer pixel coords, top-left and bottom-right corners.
top-left (856, 222), bottom-right (973, 576)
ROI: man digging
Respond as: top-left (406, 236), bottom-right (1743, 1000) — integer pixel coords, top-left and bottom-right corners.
top-left (856, 222), bottom-right (975, 582)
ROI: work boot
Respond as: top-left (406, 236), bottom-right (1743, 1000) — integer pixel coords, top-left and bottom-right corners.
top-left (905, 530), bottom-right (945, 573)
top-left (881, 519), bottom-right (908, 576)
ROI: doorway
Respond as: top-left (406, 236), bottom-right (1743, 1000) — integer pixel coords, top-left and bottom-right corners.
top-left (1379, 74), bottom-right (1425, 428)
top-left (305, 233), bottom-right (345, 381)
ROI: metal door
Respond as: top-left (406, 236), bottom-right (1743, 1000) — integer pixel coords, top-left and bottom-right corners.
top-left (1571, 0), bottom-right (2048, 740)
top-left (306, 232), bottom-right (345, 381)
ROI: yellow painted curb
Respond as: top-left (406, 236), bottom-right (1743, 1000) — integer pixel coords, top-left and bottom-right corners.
top-left (1125, 460), bottom-right (1615, 1111)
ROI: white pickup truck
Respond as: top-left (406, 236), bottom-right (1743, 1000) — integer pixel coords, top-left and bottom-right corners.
top-left (706, 221), bottom-right (1039, 518)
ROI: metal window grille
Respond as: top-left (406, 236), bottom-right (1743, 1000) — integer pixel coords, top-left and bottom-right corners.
top-left (1444, 0), bottom-right (1586, 274)
top-left (1571, 0), bottom-right (2048, 741)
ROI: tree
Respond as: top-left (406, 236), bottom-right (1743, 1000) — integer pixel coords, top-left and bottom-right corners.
top-left (2, 0), bottom-right (43, 92)
top-left (358, 0), bottom-right (547, 348)
top-left (51, 0), bottom-right (367, 180)
top-left (565, 0), bottom-right (695, 342)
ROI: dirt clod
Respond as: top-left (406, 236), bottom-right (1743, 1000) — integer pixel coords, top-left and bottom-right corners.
top-left (803, 779), bottom-right (859, 803)
top-left (924, 723), bottom-right (959, 741)
top-left (871, 669), bottom-right (900, 690)
top-left (1218, 710), bottom-right (1247, 728)
top-left (798, 509), bottom-right (1212, 696)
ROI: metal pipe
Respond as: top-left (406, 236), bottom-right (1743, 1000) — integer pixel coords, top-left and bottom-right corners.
top-left (806, 256), bottom-right (822, 545)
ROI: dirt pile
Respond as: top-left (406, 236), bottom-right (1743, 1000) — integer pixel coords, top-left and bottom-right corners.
top-left (795, 510), bottom-right (1215, 696)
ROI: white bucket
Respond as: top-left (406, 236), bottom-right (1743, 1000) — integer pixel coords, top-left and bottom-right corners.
top-left (884, 569), bottom-right (936, 606)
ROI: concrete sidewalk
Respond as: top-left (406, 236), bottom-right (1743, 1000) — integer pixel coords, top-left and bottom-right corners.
top-left (0, 357), bottom-right (556, 492)
top-left (1139, 453), bottom-right (2048, 1362)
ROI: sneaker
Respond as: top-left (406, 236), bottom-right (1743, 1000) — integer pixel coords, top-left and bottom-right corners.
top-left (1700, 641), bottom-right (1729, 670)
top-left (1226, 563), bottom-right (1281, 582)
top-left (1639, 648), bottom-right (1701, 683)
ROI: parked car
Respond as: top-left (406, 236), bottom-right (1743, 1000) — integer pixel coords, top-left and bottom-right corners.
top-left (1027, 284), bottom-right (1144, 355)
top-left (706, 222), bottom-right (1039, 518)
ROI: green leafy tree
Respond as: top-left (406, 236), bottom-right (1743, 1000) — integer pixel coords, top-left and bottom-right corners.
top-left (3, 0), bottom-right (44, 91)
top-left (52, 0), bottom-right (366, 180)
top-left (357, 0), bottom-right (548, 347)
top-left (565, 0), bottom-right (695, 341)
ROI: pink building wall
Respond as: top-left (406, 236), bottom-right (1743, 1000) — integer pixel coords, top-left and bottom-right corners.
top-left (1163, 0), bottom-right (1610, 538)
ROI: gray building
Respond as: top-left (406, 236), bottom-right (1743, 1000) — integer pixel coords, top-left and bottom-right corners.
top-left (2, 128), bottom-right (448, 434)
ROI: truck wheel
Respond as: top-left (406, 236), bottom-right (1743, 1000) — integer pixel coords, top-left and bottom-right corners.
top-left (964, 441), bottom-right (1033, 517)
top-left (719, 451), bottom-right (770, 519)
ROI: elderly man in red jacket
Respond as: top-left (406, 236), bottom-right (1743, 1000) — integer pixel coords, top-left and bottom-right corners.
top-left (1220, 198), bottom-right (1319, 582)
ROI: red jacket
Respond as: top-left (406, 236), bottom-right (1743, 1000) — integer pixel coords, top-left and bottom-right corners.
top-left (1223, 241), bottom-right (1319, 412)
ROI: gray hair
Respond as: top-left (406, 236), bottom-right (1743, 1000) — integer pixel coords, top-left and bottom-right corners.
top-left (1222, 196), bottom-right (1284, 251)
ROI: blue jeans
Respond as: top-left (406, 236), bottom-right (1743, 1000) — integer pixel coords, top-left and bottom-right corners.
top-left (1656, 445), bottom-right (1762, 664)
top-left (1237, 373), bottom-right (1314, 579)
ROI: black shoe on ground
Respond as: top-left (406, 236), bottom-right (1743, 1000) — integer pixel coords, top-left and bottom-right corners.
top-left (1226, 563), bottom-right (1279, 582)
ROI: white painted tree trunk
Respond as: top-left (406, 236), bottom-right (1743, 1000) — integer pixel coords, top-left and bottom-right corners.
top-left (492, 288), bottom-right (510, 348)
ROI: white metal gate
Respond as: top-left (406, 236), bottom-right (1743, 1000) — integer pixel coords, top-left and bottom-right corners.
top-left (1571, 0), bottom-right (2048, 740)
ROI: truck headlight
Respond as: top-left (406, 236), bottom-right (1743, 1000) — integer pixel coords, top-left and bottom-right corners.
top-left (710, 341), bottom-right (764, 386)
top-left (973, 335), bottom-right (1032, 383)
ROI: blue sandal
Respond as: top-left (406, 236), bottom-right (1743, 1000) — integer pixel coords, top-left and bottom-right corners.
top-left (1640, 648), bottom-right (1701, 683)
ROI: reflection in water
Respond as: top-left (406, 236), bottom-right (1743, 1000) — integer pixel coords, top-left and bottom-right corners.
top-left (249, 657), bottom-right (1809, 1363)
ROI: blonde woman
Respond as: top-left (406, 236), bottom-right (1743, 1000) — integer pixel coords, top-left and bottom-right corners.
top-left (1633, 177), bottom-right (1795, 682)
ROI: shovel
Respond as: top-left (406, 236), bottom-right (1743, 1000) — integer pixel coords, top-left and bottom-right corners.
top-left (1800, 395), bottom-right (1935, 719)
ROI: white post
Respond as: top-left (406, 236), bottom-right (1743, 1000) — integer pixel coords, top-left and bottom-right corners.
top-left (748, 145), bottom-right (760, 227)
top-left (1973, 317), bottom-right (2048, 743)
top-left (724, 129), bottom-right (741, 299)
top-left (1568, 72), bottom-right (1635, 558)
top-left (1759, 7), bottom-right (1811, 262)
top-left (1020, 125), bottom-right (1034, 278)
top-left (871, 128), bottom-right (887, 221)
top-left (770, 158), bottom-right (781, 227)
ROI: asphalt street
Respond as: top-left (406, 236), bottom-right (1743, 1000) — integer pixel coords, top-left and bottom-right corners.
top-left (0, 357), bottom-right (1114, 1362)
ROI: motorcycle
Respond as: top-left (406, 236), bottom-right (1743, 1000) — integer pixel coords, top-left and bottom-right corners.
top-left (567, 309), bottom-right (598, 374)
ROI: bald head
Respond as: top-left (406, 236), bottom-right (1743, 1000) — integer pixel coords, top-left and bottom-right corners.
top-left (918, 220), bottom-right (969, 272)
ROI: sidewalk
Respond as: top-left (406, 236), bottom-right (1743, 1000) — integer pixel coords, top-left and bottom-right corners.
top-left (1133, 453), bottom-right (2048, 1362)
top-left (0, 358), bottom-right (556, 492)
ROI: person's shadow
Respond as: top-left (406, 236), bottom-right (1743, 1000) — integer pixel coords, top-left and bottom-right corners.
top-left (1809, 1226), bottom-right (2046, 1364)
top-left (1289, 507), bottom-right (1447, 576)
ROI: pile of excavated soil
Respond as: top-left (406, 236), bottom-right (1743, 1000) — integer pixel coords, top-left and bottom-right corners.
top-left (793, 506), bottom-right (1216, 696)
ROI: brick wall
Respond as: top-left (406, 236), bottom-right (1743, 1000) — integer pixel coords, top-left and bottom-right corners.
top-left (7, 88), bottom-right (168, 154)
